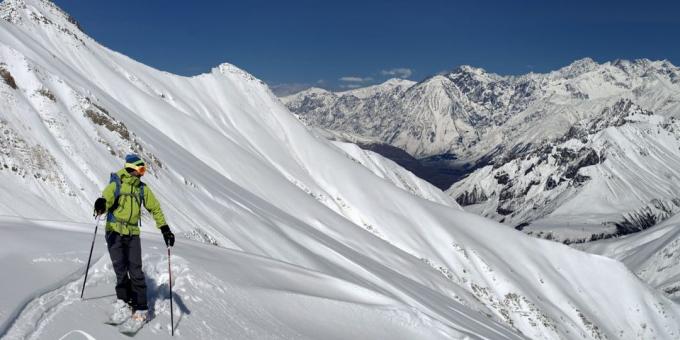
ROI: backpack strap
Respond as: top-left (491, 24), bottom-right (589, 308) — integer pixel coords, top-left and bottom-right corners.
top-left (138, 182), bottom-right (145, 227)
top-left (139, 182), bottom-right (145, 207)
top-left (106, 173), bottom-right (122, 223)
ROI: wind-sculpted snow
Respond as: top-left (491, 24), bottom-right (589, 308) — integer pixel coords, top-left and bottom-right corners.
top-left (1, 1), bottom-right (680, 339)
top-left (0, 218), bottom-right (463, 339)
top-left (582, 213), bottom-right (680, 303)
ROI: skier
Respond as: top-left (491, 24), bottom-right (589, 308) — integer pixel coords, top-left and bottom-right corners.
top-left (93, 154), bottom-right (175, 329)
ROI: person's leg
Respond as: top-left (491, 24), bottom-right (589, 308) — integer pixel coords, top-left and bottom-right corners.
top-left (106, 231), bottom-right (132, 304)
top-left (127, 235), bottom-right (148, 311)
top-left (124, 277), bottom-right (133, 304)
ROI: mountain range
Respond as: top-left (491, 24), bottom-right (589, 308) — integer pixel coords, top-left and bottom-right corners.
top-left (1, 0), bottom-right (680, 339)
top-left (283, 56), bottom-right (680, 241)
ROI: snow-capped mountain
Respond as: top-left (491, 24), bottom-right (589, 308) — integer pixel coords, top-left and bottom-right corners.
top-left (449, 99), bottom-right (680, 242)
top-left (284, 56), bottom-right (680, 238)
top-left (284, 58), bottom-right (680, 162)
top-left (1, 1), bottom-right (680, 339)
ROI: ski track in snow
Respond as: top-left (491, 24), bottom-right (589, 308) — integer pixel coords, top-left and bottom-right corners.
top-left (1, 255), bottom-right (108, 340)
top-left (0, 258), bottom-right (97, 340)
top-left (0, 240), bottom-right (461, 340)
top-left (56, 330), bottom-right (97, 340)
top-left (1, 252), bottom-right (182, 340)
top-left (0, 228), bottom-right (457, 340)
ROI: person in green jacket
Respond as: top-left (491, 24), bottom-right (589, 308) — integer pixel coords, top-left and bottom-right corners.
top-left (93, 154), bottom-right (175, 324)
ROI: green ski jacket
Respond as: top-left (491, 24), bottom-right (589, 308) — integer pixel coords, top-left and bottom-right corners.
top-left (102, 169), bottom-right (167, 235)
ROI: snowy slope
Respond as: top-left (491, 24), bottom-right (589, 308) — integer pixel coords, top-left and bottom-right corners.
top-left (0, 217), bottom-right (464, 339)
top-left (0, 1), bottom-right (679, 339)
top-left (581, 213), bottom-right (680, 303)
top-left (448, 100), bottom-right (680, 242)
top-left (330, 140), bottom-right (460, 208)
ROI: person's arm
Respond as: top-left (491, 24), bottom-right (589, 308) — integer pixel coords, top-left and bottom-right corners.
top-left (142, 186), bottom-right (167, 227)
top-left (94, 182), bottom-right (116, 216)
top-left (143, 186), bottom-right (175, 246)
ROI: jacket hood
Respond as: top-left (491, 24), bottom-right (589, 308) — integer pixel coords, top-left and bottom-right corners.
top-left (116, 168), bottom-right (141, 185)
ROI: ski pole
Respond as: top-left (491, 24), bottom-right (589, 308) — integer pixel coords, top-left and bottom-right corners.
top-left (168, 246), bottom-right (174, 336)
top-left (80, 217), bottom-right (100, 299)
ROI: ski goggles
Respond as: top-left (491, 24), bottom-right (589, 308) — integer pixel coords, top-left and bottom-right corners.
top-left (125, 160), bottom-right (146, 175)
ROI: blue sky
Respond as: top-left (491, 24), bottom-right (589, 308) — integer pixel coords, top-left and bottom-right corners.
top-left (54, 0), bottom-right (680, 94)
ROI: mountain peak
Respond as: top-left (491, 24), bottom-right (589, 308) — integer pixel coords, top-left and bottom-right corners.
top-left (0, 0), bottom-right (84, 33)
top-left (336, 78), bottom-right (415, 99)
top-left (452, 64), bottom-right (488, 75)
top-left (557, 57), bottom-right (600, 77)
top-left (381, 77), bottom-right (416, 87)
top-left (570, 57), bottom-right (598, 67)
top-left (293, 87), bottom-right (331, 96)
top-left (214, 62), bottom-right (260, 83)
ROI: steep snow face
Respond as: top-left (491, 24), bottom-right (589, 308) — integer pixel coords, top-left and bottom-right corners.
top-left (283, 57), bottom-right (680, 161)
top-left (330, 141), bottom-right (460, 208)
top-left (449, 100), bottom-right (680, 242)
top-left (1, 1), bottom-right (680, 339)
top-left (581, 212), bottom-right (680, 302)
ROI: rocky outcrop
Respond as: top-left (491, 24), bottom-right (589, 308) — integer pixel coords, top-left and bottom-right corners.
top-left (615, 199), bottom-right (680, 235)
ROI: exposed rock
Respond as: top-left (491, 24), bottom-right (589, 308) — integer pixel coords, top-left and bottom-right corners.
top-left (494, 171), bottom-right (510, 185)
top-left (0, 64), bottom-right (17, 89)
top-left (455, 186), bottom-right (488, 206)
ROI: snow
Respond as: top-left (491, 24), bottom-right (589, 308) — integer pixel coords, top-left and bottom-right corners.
top-left (0, 1), bottom-right (679, 339)
top-left (284, 57), bottom-right (680, 160)
top-left (335, 78), bottom-right (416, 99)
top-left (0, 217), bottom-right (462, 339)
top-left (581, 213), bottom-right (680, 302)
top-left (447, 100), bottom-right (680, 242)
top-left (330, 140), bottom-right (461, 209)
top-left (281, 78), bottom-right (416, 105)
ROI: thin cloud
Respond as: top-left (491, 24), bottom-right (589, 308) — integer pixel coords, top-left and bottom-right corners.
top-left (380, 68), bottom-right (413, 79)
top-left (340, 84), bottom-right (362, 89)
top-left (339, 76), bottom-right (373, 82)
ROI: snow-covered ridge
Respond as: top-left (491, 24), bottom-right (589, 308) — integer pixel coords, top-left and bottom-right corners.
top-left (581, 211), bottom-right (680, 303)
top-left (281, 78), bottom-right (416, 104)
top-left (1, 0), bottom-right (680, 339)
top-left (284, 56), bottom-right (680, 160)
top-left (331, 140), bottom-right (460, 208)
top-left (448, 99), bottom-right (680, 242)
top-left (336, 77), bottom-right (416, 99)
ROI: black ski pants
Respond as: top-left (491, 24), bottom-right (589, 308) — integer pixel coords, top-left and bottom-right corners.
top-left (105, 231), bottom-right (148, 311)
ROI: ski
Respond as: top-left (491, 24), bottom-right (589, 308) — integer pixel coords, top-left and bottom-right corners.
top-left (104, 318), bottom-right (127, 326)
top-left (118, 317), bottom-right (147, 337)
top-left (104, 300), bottom-right (133, 326)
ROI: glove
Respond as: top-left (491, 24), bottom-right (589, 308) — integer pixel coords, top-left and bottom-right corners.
top-left (93, 197), bottom-right (106, 216)
top-left (160, 225), bottom-right (175, 247)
